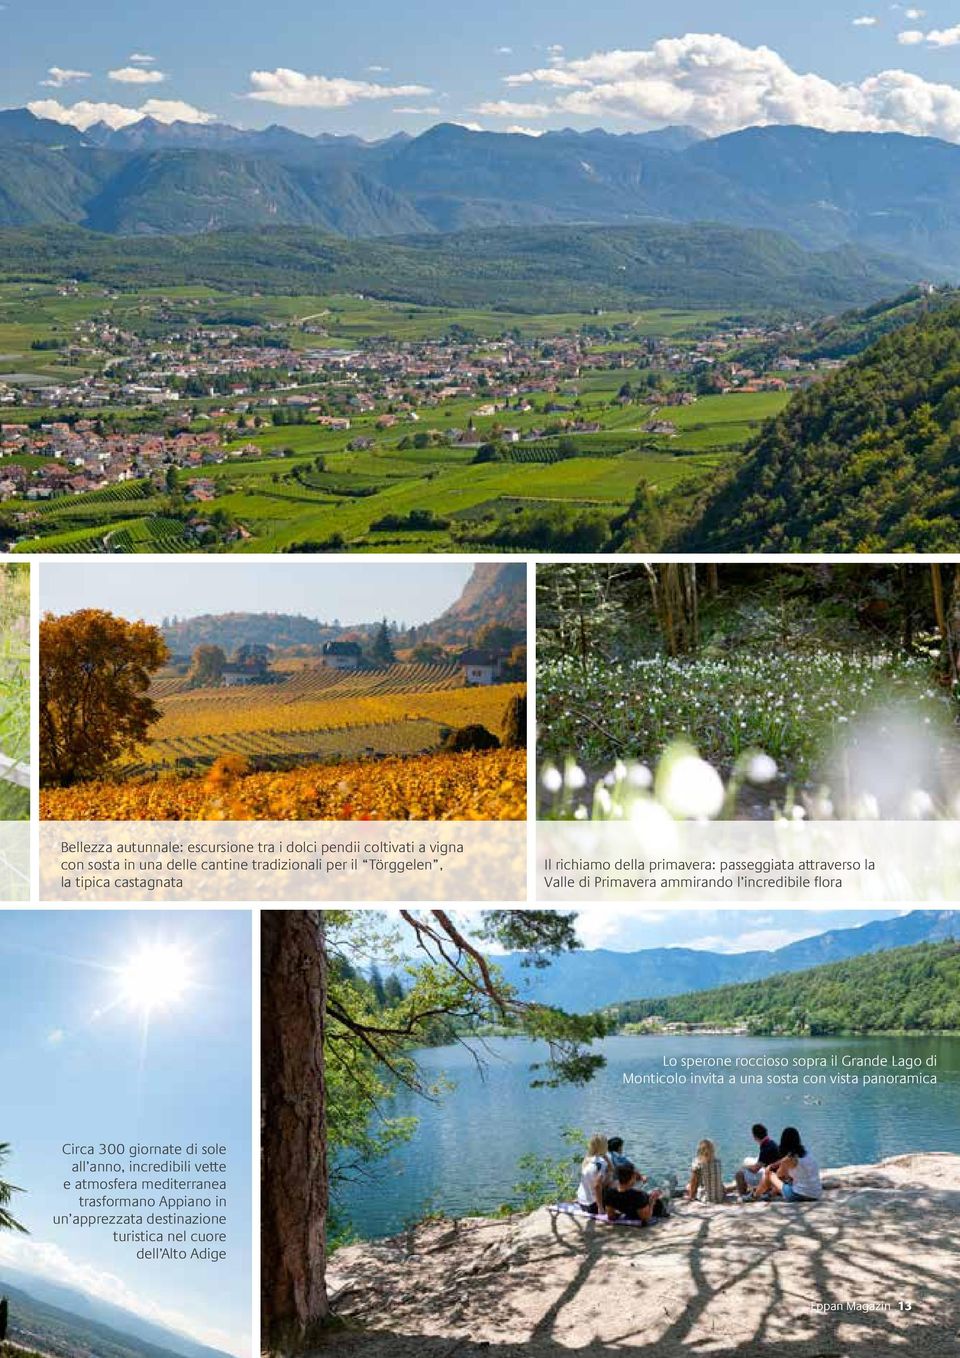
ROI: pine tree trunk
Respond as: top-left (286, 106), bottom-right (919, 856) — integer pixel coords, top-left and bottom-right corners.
top-left (261, 911), bottom-right (329, 1354)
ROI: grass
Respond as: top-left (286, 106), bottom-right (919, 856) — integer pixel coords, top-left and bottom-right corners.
top-left (10, 442), bottom-right (732, 553)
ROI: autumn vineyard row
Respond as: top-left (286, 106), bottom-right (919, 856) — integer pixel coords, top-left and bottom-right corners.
top-left (40, 749), bottom-right (527, 821)
top-left (137, 684), bottom-right (525, 763)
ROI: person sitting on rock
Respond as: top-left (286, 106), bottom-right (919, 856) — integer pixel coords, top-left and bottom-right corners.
top-left (685, 1138), bottom-right (728, 1203)
top-left (735, 1123), bottom-right (781, 1199)
top-left (748, 1126), bottom-right (822, 1203)
top-left (603, 1161), bottom-right (663, 1223)
top-left (606, 1135), bottom-right (634, 1174)
top-left (576, 1134), bottom-right (613, 1215)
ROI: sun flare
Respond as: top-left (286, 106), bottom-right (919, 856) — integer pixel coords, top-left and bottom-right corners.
top-left (116, 943), bottom-right (191, 1014)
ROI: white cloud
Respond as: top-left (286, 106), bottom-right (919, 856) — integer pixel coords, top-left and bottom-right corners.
top-left (367, 64), bottom-right (388, 73)
top-left (853, 15), bottom-right (879, 25)
top-left (897, 21), bottom-right (960, 45)
top-left (45, 1027), bottom-right (65, 1044)
top-left (685, 927), bottom-right (816, 954)
top-left (505, 125), bottom-right (546, 136)
top-left (393, 105), bottom-right (441, 114)
top-left (496, 46), bottom-right (513, 55)
top-left (245, 68), bottom-right (432, 108)
top-left (472, 99), bottom-right (551, 118)
top-left (0, 1236), bottom-right (246, 1357)
top-left (905, 7), bottom-right (926, 17)
top-left (108, 66), bottom-right (166, 84)
top-left (574, 908), bottom-right (672, 950)
top-left (503, 32), bottom-right (960, 142)
top-left (40, 66), bottom-right (91, 87)
top-left (128, 52), bottom-right (156, 63)
top-left (451, 119), bottom-right (484, 131)
top-left (28, 97), bottom-right (215, 129)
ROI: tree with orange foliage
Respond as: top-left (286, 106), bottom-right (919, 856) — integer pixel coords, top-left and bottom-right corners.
top-left (39, 608), bottom-right (169, 787)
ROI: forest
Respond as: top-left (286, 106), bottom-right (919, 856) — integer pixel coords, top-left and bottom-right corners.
top-left (614, 940), bottom-right (960, 1035)
top-left (685, 299), bottom-right (960, 552)
top-left (0, 222), bottom-right (910, 313)
top-left (537, 563), bottom-right (960, 821)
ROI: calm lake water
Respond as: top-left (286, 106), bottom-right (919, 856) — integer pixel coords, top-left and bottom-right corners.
top-left (339, 1033), bottom-right (960, 1239)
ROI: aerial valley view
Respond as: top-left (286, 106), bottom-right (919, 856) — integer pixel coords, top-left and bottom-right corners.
top-left (1, 101), bottom-right (960, 552)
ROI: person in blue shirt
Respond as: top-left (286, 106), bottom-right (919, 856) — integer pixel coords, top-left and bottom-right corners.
top-left (606, 1135), bottom-right (634, 1174)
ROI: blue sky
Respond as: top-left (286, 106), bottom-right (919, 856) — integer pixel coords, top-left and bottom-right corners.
top-left (41, 560), bottom-right (474, 627)
top-left (7, 3), bottom-right (960, 141)
top-left (364, 908), bottom-right (909, 958)
top-left (0, 910), bottom-right (252, 1358)
top-left (549, 907), bottom-right (908, 953)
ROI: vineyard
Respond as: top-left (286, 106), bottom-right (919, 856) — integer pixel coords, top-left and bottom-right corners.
top-left (134, 680), bottom-right (522, 771)
top-left (41, 655), bottom-right (526, 819)
top-left (40, 748), bottom-right (526, 820)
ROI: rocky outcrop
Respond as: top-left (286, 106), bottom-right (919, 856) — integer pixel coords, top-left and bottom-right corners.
top-left (326, 1153), bottom-right (960, 1357)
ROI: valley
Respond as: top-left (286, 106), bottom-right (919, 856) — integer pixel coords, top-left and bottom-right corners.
top-left (0, 256), bottom-right (865, 554)
top-left (0, 112), bottom-right (958, 553)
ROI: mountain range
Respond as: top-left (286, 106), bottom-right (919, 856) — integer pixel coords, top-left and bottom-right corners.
top-left (0, 1269), bottom-right (231, 1358)
top-left (496, 911), bottom-right (960, 1010)
top-left (1, 110), bottom-right (960, 273)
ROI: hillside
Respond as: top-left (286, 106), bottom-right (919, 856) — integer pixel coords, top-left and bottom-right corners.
top-left (161, 612), bottom-right (336, 655)
top-left (612, 940), bottom-right (960, 1034)
top-left (496, 910), bottom-right (960, 1009)
top-left (158, 569), bottom-right (521, 655)
top-left (423, 564), bottom-right (526, 645)
top-left (740, 285), bottom-right (959, 364)
top-left (1, 114), bottom-right (960, 269)
top-left (0, 1276), bottom-right (227, 1358)
top-left (0, 221), bottom-right (916, 313)
top-left (0, 1268), bottom-right (230, 1358)
top-left (686, 301), bottom-right (960, 550)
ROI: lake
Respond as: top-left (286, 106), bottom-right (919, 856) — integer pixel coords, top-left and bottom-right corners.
top-left (338, 1033), bottom-right (960, 1239)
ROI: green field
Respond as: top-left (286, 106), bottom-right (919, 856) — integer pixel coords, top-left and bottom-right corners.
top-left (0, 279), bottom-right (791, 552)
top-left (9, 388), bottom-right (787, 553)
top-left (0, 282), bottom-right (730, 360)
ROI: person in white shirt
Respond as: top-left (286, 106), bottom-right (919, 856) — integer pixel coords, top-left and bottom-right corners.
top-left (576, 1134), bottom-right (613, 1214)
top-left (750, 1126), bottom-right (822, 1203)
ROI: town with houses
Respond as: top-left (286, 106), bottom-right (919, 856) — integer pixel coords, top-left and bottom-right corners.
top-left (0, 297), bottom-right (841, 515)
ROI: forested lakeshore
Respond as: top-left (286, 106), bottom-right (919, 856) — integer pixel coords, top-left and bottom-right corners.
top-left (537, 562), bottom-right (960, 821)
top-left (262, 914), bottom-right (960, 1357)
top-left (613, 940), bottom-right (960, 1036)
